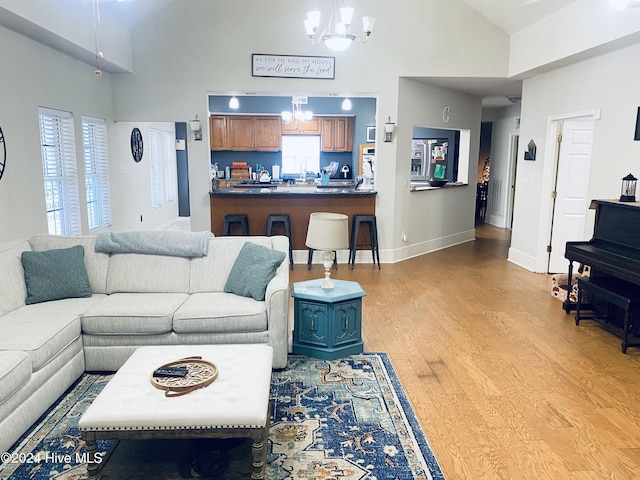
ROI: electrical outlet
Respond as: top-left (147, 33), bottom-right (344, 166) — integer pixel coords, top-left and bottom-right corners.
top-left (403, 177), bottom-right (408, 187)
top-left (401, 230), bottom-right (407, 242)
top-left (140, 215), bottom-right (143, 222)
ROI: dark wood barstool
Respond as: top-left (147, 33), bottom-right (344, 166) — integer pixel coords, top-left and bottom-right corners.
top-left (222, 214), bottom-right (249, 236)
top-left (266, 214), bottom-right (293, 270)
top-left (349, 214), bottom-right (380, 269)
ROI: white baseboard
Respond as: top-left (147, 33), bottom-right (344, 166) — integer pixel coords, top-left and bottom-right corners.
top-left (295, 229), bottom-right (477, 265)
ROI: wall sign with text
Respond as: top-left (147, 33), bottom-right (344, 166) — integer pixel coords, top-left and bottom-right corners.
top-left (252, 54), bottom-right (335, 79)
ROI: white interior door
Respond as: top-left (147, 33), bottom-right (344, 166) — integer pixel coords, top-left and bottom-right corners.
top-left (548, 116), bottom-right (594, 273)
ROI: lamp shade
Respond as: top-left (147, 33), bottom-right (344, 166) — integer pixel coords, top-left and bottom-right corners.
top-left (305, 212), bottom-right (349, 251)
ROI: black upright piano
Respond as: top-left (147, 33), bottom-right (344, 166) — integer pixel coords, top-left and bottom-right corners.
top-left (564, 199), bottom-right (640, 350)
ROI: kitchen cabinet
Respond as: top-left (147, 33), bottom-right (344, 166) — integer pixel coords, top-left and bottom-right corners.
top-left (282, 117), bottom-right (321, 134)
top-left (321, 116), bottom-right (353, 152)
top-left (228, 116), bottom-right (282, 151)
top-left (209, 115), bottom-right (227, 151)
top-left (291, 279), bottom-right (365, 360)
top-left (211, 115), bottom-right (282, 151)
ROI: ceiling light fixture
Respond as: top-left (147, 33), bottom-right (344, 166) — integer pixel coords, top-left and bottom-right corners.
top-left (282, 96), bottom-right (313, 131)
top-left (91, 0), bottom-right (104, 76)
top-left (304, 0), bottom-right (375, 52)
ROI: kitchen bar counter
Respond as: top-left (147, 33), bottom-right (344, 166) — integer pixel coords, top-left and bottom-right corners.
top-left (210, 187), bottom-right (376, 250)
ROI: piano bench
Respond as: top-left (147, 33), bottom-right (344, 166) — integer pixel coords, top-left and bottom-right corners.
top-left (576, 276), bottom-right (640, 354)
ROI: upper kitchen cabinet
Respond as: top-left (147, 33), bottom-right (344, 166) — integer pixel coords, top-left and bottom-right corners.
top-left (252, 116), bottom-right (282, 150)
top-left (321, 117), bottom-right (353, 152)
top-left (282, 117), bottom-right (321, 134)
top-left (210, 115), bottom-right (227, 150)
top-left (211, 115), bottom-right (282, 151)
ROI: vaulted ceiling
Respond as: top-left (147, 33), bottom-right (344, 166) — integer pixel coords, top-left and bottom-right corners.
top-left (99, 0), bottom-right (580, 35)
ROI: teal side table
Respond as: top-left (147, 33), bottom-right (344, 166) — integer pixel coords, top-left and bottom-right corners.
top-left (291, 279), bottom-right (366, 360)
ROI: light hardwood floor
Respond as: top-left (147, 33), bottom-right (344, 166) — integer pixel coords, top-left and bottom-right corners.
top-left (290, 224), bottom-right (640, 480)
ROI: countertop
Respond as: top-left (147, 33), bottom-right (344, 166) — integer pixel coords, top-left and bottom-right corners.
top-left (210, 186), bottom-right (377, 195)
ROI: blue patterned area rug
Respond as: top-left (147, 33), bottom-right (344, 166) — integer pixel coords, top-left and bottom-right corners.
top-left (1, 353), bottom-right (445, 479)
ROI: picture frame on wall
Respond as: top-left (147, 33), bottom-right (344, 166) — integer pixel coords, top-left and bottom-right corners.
top-left (366, 126), bottom-right (376, 143)
top-left (634, 106), bottom-right (640, 141)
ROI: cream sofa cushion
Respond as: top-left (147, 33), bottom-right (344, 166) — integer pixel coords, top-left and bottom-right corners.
top-left (0, 297), bottom-right (93, 371)
top-left (0, 351), bottom-right (31, 405)
top-left (107, 253), bottom-right (190, 294)
top-left (190, 237), bottom-right (274, 293)
top-left (81, 293), bottom-right (189, 335)
top-left (173, 292), bottom-right (267, 334)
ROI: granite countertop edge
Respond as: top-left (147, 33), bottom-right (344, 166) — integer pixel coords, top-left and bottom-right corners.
top-left (210, 188), bottom-right (377, 196)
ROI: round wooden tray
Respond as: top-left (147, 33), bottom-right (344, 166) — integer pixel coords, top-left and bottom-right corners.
top-left (150, 356), bottom-right (218, 397)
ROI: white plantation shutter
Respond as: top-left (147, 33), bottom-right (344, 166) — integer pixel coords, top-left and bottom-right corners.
top-left (149, 127), bottom-right (177, 209)
top-left (82, 116), bottom-right (111, 230)
top-left (39, 108), bottom-right (81, 235)
top-left (149, 128), bottom-right (162, 208)
top-left (163, 130), bottom-right (177, 203)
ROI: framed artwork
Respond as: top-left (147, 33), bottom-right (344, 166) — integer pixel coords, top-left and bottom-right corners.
top-left (634, 106), bottom-right (640, 141)
top-left (252, 54), bottom-right (335, 79)
top-left (366, 126), bottom-right (376, 143)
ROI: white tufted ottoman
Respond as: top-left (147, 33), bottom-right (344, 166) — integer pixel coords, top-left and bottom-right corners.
top-left (79, 344), bottom-right (273, 480)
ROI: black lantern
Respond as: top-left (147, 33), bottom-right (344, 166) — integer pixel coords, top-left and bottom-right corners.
top-left (620, 173), bottom-right (637, 202)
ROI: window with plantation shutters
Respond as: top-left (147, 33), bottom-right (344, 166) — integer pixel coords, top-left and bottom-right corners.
top-left (39, 108), bottom-right (81, 235)
top-left (163, 130), bottom-right (177, 203)
top-left (149, 127), bottom-right (177, 209)
top-left (149, 128), bottom-right (162, 208)
top-left (82, 116), bottom-right (111, 230)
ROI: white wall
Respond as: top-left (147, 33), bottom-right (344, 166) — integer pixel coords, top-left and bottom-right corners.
top-left (5, 0), bottom-right (640, 266)
top-left (108, 121), bottom-right (179, 232)
top-left (107, 0), bottom-right (509, 259)
top-left (0, 0), bottom-right (133, 72)
top-left (509, 0), bottom-right (640, 76)
top-left (0, 26), bottom-right (179, 242)
top-left (0, 26), bottom-right (114, 242)
top-left (393, 78), bottom-right (480, 259)
top-left (508, 42), bottom-right (640, 271)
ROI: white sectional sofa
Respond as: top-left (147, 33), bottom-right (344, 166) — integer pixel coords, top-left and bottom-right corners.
top-left (0, 232), bottom-right (290, 455)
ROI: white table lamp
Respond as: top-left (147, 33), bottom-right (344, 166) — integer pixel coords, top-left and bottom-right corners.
top-left (305, 212), bottom-right (349, 289)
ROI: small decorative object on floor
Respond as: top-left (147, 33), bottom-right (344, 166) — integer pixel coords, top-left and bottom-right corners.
top-left (150, 356), bottom-right (218, 397)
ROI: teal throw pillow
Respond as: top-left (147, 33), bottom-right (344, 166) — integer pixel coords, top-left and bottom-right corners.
top-left (224, 242), bottom-right (286, 301)
top-left (21, 245), bottom-right (92, 305)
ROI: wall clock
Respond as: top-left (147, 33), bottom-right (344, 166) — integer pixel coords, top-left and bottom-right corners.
top-left (130, 127), bottom-right (143, 163)
top-left (0, 126), bottom-right (5, 181)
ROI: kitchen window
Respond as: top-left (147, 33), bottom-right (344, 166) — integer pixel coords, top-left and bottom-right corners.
top-left (281, 135), bottom-right (320, 176)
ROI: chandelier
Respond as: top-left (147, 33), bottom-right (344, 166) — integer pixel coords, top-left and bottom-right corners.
top-left (303, 0), bottom-right (375, 52)
top-left (281, 97), bottom-right (313, 131)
